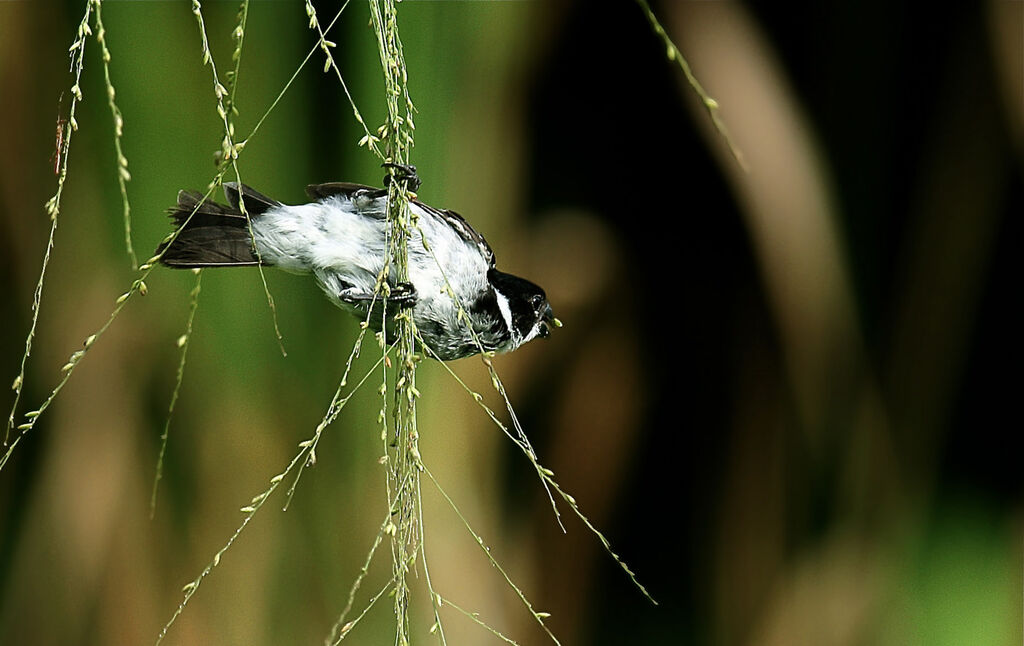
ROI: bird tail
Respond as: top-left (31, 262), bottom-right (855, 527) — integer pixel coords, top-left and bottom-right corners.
top-left (156, 183), bottom-right (281, 268)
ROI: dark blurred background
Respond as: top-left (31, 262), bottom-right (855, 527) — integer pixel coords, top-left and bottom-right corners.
top-left (1, 1), bottom-right (1020, 645)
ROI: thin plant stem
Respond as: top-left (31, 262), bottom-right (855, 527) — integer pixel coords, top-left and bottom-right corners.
top-left (417, 475), bottom-right (448, 646)
top-left (1, 181), bottom-right (219, 475)
top-left (324, 511), bottom-right (392, 645)
top-left (93, 0), bottom-right (136, 268)
top-left (331, 576), bottom-right (398, 645)
top-left (2, 0), bottom-right (353, 475)
top-left (191, 0), bottom-right (287, 357)
top-left (365, 1), bottom-right (420, 644)
top-left (155, 350), bottom-right (390, 645)
top-left (150, 270), bottom-right (202, 518)
top-left (417, 331), bottom-right (657, 605)
top-left (634, 0), bottom-right (747, 171)
top-left (4, 0), bottom-right (93, 448)
top-left (438, 596), bottom-right (520, 646)
top-left (306, 0), bottom-right (385, 158)
top-left (222, 0), bottom-right (249, 120)
top-left (423, 465), bottom-right (561, 646)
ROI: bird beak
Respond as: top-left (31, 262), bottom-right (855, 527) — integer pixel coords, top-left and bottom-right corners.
top-left (538, 303), bottom-right (560, 339)
top-left (542, 303), bottom-right (561, 328)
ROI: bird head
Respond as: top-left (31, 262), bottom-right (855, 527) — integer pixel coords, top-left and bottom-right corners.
top-left (488, 269), bottom-right (561, 349)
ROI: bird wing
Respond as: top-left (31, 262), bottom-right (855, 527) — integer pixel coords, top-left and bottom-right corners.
top-left (415, 201), bottom-right (496, 267)
top-left (305, 182), bottom-right (386, 201)
top-left (223, 182), bottom-right (282, 215)
top-left (306, 183), bottom-right (496, 266)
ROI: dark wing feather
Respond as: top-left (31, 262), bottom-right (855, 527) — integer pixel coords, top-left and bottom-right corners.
top-left (158, 190), bottom-right (260, 267)
top-left (223, 182), bottom-right (281, 215)
top-left (171, 190), bottom-right (248, 226)
top-left (159, 226), bottom-right (260, 267)
top-left (306, 182), bottom-right (386, 201)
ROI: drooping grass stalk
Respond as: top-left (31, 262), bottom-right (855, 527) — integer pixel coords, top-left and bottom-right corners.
top-left (415, 330), bottom-right (657, 605)
top-left (155, 346), bottom-right (391, 645)
top-left (306, 0), bottom-right (384, 158)
top-left (93, 0), bottom-right (136, 268)
top-left (423, 466), bottom-right (561, 645)
top-left (4, 185), bottom-right (217, 476)
top-left (325, 511), bottom-right (393, 645)
top-left (237, 2), bottom-right (349, 156)
top-left (416, 476), bottom-right (449, 645)
top-left (280, 304), bottom-right (382, 512)
top-left (2, 212), bottom-right (202, 474)
top-left (330, 576), bottom-right (399, 645)
top-left (3, 1), bottom-right (93, 449)
top-left (2, 1), bottom-right (353, 475)
top-left (150, 270), bottom-right (202, 518)
top-left (191, 0), bottom-right (287, 357)
top-left (222, 0), bottom-right (249, 121)
top-left (367, 0), bottom-right (420, 642)
top-left (436, 595), bottom-right (519, 645)
top-left (211, 0), bottom-right (248, 179)
top-left (7, 179), bottom-right (238, 477)
top-left (2, 164), bottom-right (232, 474)
top-left (634, 0), bottom-right (747, 171)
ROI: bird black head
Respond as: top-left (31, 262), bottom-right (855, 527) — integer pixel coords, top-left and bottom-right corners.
top-left (487, 269), bottom-right (559, 347)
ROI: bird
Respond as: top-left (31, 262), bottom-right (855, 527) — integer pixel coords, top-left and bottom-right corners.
top-left (156, 167), bottom-right (559, 360)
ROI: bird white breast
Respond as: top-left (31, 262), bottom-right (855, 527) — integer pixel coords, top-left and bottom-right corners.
top-left (252, 199), bottom-right (385, 293)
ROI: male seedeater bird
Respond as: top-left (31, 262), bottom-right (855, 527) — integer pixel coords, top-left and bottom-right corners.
top-left (156, 166), bottom-right (558, 360)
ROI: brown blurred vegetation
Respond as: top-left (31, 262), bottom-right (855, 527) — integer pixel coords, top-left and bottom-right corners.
top-left (1, 1), bottom-right (1021, 645)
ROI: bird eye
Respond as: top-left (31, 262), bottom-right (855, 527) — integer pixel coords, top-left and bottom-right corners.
top-left (530, 294), bottom-right (544, 308)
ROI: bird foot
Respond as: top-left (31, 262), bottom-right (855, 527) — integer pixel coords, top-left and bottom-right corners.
top-left (387, 281), bottom-right (418, 308)
top-left (382, 162), bottom-right (422, 192)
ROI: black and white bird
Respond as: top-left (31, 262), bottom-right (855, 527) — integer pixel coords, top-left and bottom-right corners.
top-left (157, 172), bottom-right (558, 360)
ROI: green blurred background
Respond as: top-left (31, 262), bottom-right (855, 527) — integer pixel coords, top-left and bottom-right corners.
top-left (1, 1), bottom-right (1021, 644)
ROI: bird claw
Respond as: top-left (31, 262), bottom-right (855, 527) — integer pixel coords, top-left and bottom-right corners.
top-left (382, 162), bottom-right (422, 192)
top-left (337, 281), bottom-right (417, 310)
top-left (389, 281), bottom-right (418, 308)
